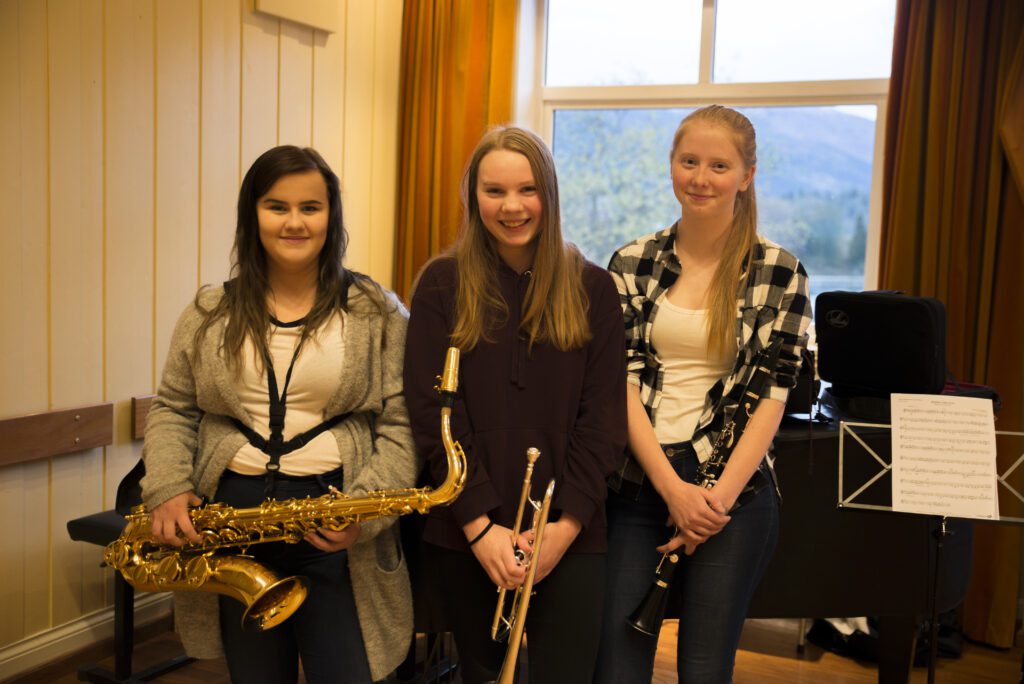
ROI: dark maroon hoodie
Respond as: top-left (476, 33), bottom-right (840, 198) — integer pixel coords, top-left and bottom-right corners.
top-left (403, 255), bottom-right (627, 553)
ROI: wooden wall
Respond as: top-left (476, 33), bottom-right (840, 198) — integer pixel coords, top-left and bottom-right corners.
top-left (0, 0), bottom-right (401, 675)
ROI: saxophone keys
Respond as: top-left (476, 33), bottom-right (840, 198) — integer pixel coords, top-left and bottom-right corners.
top-left (182, 555), bottom-right (212, 586)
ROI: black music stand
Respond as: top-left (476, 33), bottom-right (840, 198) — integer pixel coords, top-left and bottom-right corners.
top-left (839, 422), bottom-right (1024, 683)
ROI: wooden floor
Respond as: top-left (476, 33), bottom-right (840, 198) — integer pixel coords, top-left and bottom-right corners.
top-left (8, 618), bottom-right (1021, 683)
top-left (663, 620), bottom-right (1022, 684)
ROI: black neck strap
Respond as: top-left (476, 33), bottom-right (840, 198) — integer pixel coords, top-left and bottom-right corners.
top-left (264, 336), bottom-right (304, 464)
top-left (231, 332), bottom-right (350, 497)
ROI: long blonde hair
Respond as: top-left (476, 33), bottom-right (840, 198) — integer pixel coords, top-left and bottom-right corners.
top-left (671, 105), bottom-right (758, 357)
top-left (450, 126), bottom-right (590, 352)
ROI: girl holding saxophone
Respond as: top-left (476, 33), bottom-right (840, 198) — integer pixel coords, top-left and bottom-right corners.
top-left (595, 105), bottom-right (812, 683)
top-left (404, 126), bottom-right (627, 684)
top-left (141, 146), bottom-right (416, 684)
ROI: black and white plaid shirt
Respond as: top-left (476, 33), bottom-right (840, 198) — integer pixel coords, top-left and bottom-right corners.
top-left (607, 221), bottom-right (812, 487)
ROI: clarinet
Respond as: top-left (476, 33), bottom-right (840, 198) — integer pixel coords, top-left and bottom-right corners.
top-left (626, 334), bottom-right (785, 636)
top-left (694, 334), bottom-right (785, 495)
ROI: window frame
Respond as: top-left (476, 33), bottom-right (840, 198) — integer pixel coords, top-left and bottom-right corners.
top-left (514, 0), bottom-right (891, 289)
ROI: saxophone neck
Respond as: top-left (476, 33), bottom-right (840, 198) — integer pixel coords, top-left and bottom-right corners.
top-left (424, 347), bottom-right (468, 507)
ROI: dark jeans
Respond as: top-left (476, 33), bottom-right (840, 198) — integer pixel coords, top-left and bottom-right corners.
top-left (594, 444), bottom-right (779, 684)
top-left (427, 543), bottom-right (606, 684)
top-left (214, 468), bottom-right (372, 684)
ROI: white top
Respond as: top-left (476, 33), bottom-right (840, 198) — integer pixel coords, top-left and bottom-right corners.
top-left (228, 312), bottom-right (345, 476)
top-left (649, 301), bottom-right (734, 445)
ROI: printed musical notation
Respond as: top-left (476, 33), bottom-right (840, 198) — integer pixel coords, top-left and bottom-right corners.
top-left (891, 394), bottom-right (999, 519)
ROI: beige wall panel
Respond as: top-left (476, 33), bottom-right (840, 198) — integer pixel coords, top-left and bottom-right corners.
top-left (0, 462), bottom-right (49, 646)
top-left (199, 0), bottom-right (241, 287)
top-left (311, 1), bottom-right (345, 176)
top-left (368, 0), bottom-right (401, 289)
top-left (340, 0), bottom-right (376, 275)
top-left (278, 21), bottom-right (313, 147)
top-left (104, 0), bottom-right (154, 505)
top-left (154, 0), bottom-right (201, 381)
top-left (49, 0), bottom-right (104, 405)
top-left (0, 2), bottom-right (50, 411)
top-left (51, 447), bottom-right (105, 624)
top-left (241, 4), bottom-right (279, 172)
top-left (47, 0), bottom-right (107, 624)
top-left (0, 0), bottom-right (53, 646)
top-left (0, 0), bottom-right (398, 665)
top-left (0, 3), bottom-right (20, 646)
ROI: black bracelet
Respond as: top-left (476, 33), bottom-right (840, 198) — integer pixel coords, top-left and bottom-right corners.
top-left (467, 520), bottom-right (494, 547)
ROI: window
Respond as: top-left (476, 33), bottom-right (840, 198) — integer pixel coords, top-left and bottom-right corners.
top-left (546, 0), bottom-right (702, 86)
top-left (520, 0), bottom-right (898, 304)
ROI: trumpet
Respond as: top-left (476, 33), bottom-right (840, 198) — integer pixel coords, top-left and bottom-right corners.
top-left (489, 447), bottom-right (555, 684)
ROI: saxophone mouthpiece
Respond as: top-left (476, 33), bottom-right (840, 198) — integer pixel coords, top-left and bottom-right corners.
top-left (439, 347), bottom-right (461, 394)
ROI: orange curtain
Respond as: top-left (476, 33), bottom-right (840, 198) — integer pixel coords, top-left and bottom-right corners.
top-left (880, 0), bottom-right (1024, 647)
top-left (393, 0), bottom-right (518, 301)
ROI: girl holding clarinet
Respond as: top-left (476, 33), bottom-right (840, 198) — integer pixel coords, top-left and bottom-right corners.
top-left (595, 105), bottom-right (811, 684)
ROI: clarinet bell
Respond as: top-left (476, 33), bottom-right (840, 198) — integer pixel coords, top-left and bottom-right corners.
top-left (625, 552), bottom-right (680, 637)
top-left (626, 583), bottom-right (669, 636)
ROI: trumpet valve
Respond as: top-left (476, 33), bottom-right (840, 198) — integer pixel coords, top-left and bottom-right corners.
top-left (493, 617), bottom-right (512, 643)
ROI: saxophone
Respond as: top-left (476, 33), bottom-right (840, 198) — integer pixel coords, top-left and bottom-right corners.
top-left (105, 347), bottom-right (467, 631)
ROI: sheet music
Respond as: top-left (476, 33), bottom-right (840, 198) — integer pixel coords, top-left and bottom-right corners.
top-left (891, 393), bottom-right (999, 519)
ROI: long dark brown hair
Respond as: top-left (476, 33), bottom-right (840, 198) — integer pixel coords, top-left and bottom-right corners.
top-left (449, 126), bottom-right (591, 352)
top-left (193, 145), bottom-right (384, 371)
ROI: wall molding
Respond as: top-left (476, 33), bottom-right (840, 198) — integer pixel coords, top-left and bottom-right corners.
top-left (0, 403), bottom-right (113, 467)
top-left (0, 594), bottom-right (171, 681)
top-left (131, 395), bottom-right (155, 441)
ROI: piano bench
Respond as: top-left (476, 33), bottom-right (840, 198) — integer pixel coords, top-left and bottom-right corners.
top-left (66, 510), bottom-right (194, 684)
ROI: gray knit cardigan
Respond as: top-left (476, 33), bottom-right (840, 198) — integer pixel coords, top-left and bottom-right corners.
top-left (140, 283), bottom-right (418, 681)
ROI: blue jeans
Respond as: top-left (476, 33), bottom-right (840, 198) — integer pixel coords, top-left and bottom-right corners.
top-left (214, 468), bottom-right (373, 684)
top-left (594, 444), bottom-right (779, 684)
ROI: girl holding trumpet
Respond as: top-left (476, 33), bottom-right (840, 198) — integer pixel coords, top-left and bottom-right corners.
top-left (595, 105), bottom-right (811, 683)
top-left (404, 126), bottom-right (627, 684)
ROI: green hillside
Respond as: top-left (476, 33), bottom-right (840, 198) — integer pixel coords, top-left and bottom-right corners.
top-left (552, 106), bottom-right (875, 279)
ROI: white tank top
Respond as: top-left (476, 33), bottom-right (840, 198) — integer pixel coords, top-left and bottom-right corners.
top-left (649, 301), bottom-right (734, 444)
top-left (227, 312), bottom-right (345, 476)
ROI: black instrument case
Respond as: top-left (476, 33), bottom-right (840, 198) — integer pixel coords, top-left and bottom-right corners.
top-left (816, 290), bottom-right (947, 397)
